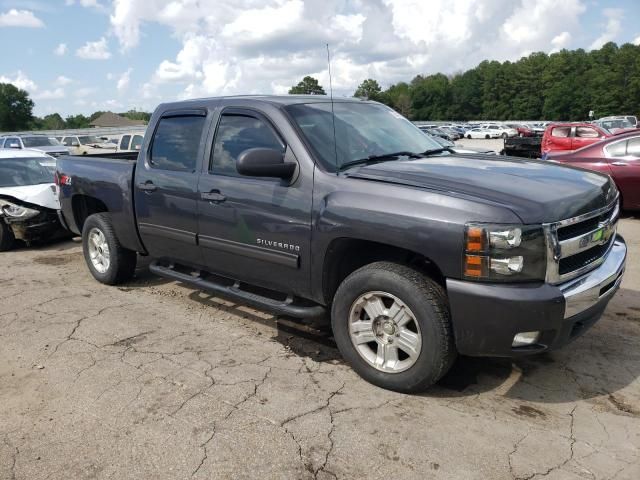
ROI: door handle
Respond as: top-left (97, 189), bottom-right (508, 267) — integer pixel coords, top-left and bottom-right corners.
top-left (201, 190), bottom-right (226, 203)
top-left (611, 162), bottom-right (628, 166)
top-left (137, 181), bottom-right (157, 192)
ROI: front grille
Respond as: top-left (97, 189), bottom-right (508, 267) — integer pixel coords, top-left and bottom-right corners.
top-left (546, 200), bottom-right (618, 283)
top-left (558, 237), bottom-right (614, 275)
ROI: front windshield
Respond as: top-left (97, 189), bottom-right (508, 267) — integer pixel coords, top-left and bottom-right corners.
top-left (0, 158), bottom-right (53, 187)
top-left (601, 120), bottom-right (631, 130)
top-left (285, 102), bottom-right (442, 171)
top-left (78, 136), bottom-right (102, 145)
top-left (22, 136), bottom-right (58, 147)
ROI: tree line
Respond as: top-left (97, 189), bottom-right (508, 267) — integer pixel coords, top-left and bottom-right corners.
top-left (291, 42), bottom-right (640, 121)
top-left (2, 41), bottom-right (639, 132)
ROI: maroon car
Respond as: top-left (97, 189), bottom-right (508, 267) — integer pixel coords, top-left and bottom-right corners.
top-left (547, 132), bottom-right (640, 210)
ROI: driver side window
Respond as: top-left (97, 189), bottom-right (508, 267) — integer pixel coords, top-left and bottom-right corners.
top-left (210, 113), bottom-right (284, 177)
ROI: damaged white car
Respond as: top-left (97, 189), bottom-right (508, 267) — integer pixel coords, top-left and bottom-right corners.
top-left (0, 150), bottom-right (68, 251)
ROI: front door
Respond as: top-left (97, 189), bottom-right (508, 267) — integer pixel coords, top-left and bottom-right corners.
top-left (197, 107), bottom-right (312, 297)
top-left (134, 111), bottom-right (208, 265)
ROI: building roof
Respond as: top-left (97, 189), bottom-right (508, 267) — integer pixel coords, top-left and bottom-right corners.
top-left (89, 112), bottom-right (146, 128)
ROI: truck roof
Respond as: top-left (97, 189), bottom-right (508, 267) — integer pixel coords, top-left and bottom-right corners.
top-left (159, 94), bottom-right (372, 109)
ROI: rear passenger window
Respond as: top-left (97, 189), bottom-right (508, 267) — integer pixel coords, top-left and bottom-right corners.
top-left (210, 114), bottom-right (284, 177)
top-left (150, 116), bottom-right (205, 172)
top-left (120, 135), bottom-right (131, 150)
top-left (552, 127), bottom-right (570, 138)
top-left (606, 141), bottom-right (627, 157)
top-left (576, 127), bottom-right (599, 138)
top-left (627, 138), bottom-right (640, 158)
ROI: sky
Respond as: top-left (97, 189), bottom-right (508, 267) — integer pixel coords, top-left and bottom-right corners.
top-left (0, 0), bottom-right (639, 117)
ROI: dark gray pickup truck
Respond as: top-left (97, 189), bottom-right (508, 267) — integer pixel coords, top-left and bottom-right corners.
top-left (57, 96), bottom-right (627, 392)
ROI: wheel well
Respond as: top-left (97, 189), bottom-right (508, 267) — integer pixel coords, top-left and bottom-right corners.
top-left (72, 195), bottom-right (108, 233)
top-left (322, 238), bottom-right (445, 304)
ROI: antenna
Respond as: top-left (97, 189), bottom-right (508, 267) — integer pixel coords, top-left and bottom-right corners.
top-left (327, 43), bottom-right (339, 173)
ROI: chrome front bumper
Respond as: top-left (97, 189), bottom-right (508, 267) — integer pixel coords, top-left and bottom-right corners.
top-left (560, 236), bottom-right (626, 319)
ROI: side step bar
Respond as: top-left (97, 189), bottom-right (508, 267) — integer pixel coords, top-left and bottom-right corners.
top-left (149, 261), bottom-right (326, 319)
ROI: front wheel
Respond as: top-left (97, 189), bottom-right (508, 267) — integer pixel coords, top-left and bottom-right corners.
top-left (466, 134), bottom-right (472, 139)
top-left (502, 132), bottom-right (508, 139)
top-left (331, 262), bottom-right (456, 393)
top-left (82, 213), bottom-right (136, 285)
top-left (485, 134), bottom-right (490, 139)
top-left (0, 221), bottom-right (15, 251)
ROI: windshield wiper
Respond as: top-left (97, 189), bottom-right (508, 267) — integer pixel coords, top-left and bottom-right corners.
top-left (421, 147), bottom-right (450, 155)
top-left (339, 151), bottom-right (422, 171)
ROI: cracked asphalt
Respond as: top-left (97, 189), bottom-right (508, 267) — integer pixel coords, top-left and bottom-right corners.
top-left (1, 219), bottom-right (639, 480)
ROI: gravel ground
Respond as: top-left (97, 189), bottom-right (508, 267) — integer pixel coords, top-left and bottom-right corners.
top-left (0, 219), bottom-right (638, 479)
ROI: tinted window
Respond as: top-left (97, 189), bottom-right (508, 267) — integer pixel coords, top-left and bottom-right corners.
top-left (606, 140), bottom-right (627, 157)
top-left (131, 135), bottom-right (143, 150)
top-left (627, 138), bottom-right (640, 158)
top-left (63, 137), bottom-right (77, 146)
top-left (576, 127), bottom-right (599, 138)
top-left (120, 135), bottom-right (131, 150)
top-left (551, 127), bottom-right (570, 138)
top-left (150, 116), bottom-right (205, 171)
top-left (211, 114), bottom-right (284, 176)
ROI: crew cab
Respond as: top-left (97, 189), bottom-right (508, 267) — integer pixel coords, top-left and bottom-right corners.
top-left (57, 96), bottom-right (626, 392)
top-left (541, 122), bottom-right (620, 156)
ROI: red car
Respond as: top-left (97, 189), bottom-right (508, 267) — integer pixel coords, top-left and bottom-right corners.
top-left (547, 132), bottom-right (640, 210)
top-left (506, 123), bottom-right (534, 137)
top-left (541, 123), bottom-right (613, 155)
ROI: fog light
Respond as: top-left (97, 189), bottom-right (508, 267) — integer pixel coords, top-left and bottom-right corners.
top-left (512, 331), bottom-right (540, 347)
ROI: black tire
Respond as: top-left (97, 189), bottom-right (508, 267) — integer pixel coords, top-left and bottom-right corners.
top-left (331, 262), bottom-right (456, 393)
top-left (466, 134), bottom-right (472, 139)
top-left (82, 213), bottom-right (136, 285)
top-left (502, 132), bottom-right (508, 139)
top-left (485, 134), bottom-right (490, 139)
top-left (0, 221), bottom-right (15, 252)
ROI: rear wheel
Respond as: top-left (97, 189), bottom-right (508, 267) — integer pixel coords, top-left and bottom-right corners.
top-left (0, 222), bottom-right (15, 252)
top-left (331, 262), bottom-right (456, 393)
top-left (82, 213), bottom-right (136, 285)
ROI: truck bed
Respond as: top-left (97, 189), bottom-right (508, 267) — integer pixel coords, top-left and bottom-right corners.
top-left (503, 137), bottom-right (542, 158)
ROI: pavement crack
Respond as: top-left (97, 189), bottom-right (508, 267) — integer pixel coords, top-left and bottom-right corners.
top-left (191, 428), bottom-right (216, 478)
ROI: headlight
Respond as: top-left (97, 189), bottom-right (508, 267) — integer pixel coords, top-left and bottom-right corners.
top-left (463, 223), bottom-right (546, 282)
top-left (1, 203), bottom-right (40, 219)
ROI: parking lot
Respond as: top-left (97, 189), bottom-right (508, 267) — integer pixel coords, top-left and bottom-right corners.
top-left (0, 218), bottom-right (637, 479)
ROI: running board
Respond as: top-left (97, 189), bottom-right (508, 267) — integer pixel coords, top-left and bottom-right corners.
top-left (149, 261), bottom-right (326, 319)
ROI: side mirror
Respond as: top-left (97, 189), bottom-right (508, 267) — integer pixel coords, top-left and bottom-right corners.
top-left (236, 148), bottom-right (296, 179)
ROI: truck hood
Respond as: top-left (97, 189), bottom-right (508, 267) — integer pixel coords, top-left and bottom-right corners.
top-left (31, 146), bottom-right (70, 155)
top-left (347, 154), bottom-right (616, 224)
top-left (0, 184), bottom-right (59, 210)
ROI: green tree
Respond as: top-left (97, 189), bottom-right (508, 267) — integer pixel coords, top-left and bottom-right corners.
top-left (65, 114), bottom-right (90, 129)
top-left (41, 113), bottom-right (66, 130)
top-left (288, 76), bottom-right (326, 95)
top-left (354, 79), bottom-right (383, 100)
top-left (0, 83), bottom-right (34, 131)
top-left (121, 110), bottom-right (151, 122)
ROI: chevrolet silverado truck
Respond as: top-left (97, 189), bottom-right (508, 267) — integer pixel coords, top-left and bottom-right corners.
top-left (56, 96), bottom-right (627, 393)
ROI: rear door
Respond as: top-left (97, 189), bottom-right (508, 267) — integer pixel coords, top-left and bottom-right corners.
top-left (134, 109), bottom-right (208, 265)
top-left (607, 137), bottom-right (640, 209)
top-left (196, 106), bottom-right (312, 297)
top-left (118, 135), bottom-right (131, 152)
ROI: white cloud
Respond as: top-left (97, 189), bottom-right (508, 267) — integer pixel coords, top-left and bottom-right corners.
top-left (65, 0), bottom-right (104, 9)
top-left (0, 70), bottom-right (38, 91)
top-left (117, 68), bottom-right (133, 92)
top-left (0, 9), bottom-right (44, 27)
top-left (33, 88), bottom-right (65, 100)
top-left (55, 75), bottom-right (73, 86)
top-left (551, 32), bottom-right (571, 52)
top-left (589, 8), bottom-right (623, 50)
top-left (0, 70), bottom-right (65, 100)
top-left (634, 35), bottom-right (640, 46)
top-left (76, 37), bottom-right (111, 60)
top-left (76, 87), bottom-right (97, 97)
top-left (54, 43), bottom-right (67, 56)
